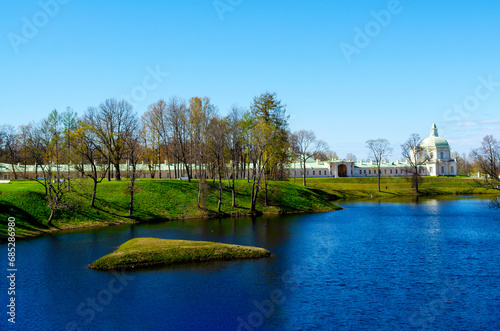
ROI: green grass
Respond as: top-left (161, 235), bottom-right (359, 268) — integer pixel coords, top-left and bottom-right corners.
top-left (299, 176), bottom-right (498, 201)
top-left (0, 178), bottom-right (339, 238)
top-left (2, 176), bottom-right (494, 239)
top-left (88, 237), bottom-right (271, 270)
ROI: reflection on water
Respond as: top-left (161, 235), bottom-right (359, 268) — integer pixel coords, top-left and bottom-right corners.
top-left (1, 196), bottom-right (500, 330)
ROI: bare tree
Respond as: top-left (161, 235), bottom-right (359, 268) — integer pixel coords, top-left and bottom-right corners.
top-left (291, 130), bottom-right (328, 186)
top-left (125, 123), bottom-right (141, 218)
top-left (0, 125), bottom-right (20, 179)
top-left (345, 153), bottom-right (357, 162)
top-left (207, 115), bottom-right (228, 213)
top-left (471, 135), bottom-right (500, 188)
top-left (72, 121), bottom-right (109, 208)
top-left (226, 105), bottom-right (243, 207)
top-left (452, 151), bottom-right (473, 176)
top-left (366, 138), bottom-right (393, 192)
top-left (61, 108), bottom-right (78, 190)
top-left (166, 97), bottom-right (192, 181)
top-left (401, 134), bottom-right (430, 193)
top-left (24, 118), bottom-right (69, 225)
top-left (85, 99), bottom-right (138, 181)
top-left (189, 97), bottom-right (216, 205)
top-left (144, 99), bottom-right (173, 178)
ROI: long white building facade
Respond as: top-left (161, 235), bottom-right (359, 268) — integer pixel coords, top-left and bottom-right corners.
top-left (0, 123), bottom-right (457, 180)
top-left (285, 123), bottom-right (457, 178)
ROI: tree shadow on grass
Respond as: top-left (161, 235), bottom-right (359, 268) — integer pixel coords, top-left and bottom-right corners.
top-left (0, 202), bottom-right (51, 240)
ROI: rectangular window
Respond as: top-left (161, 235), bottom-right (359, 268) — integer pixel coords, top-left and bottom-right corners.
top-left (430, 167), bottom-right (433, 173)
top-left (364, 170), bottom-right (366, 174)
top-left (312, 171), bottom-right (315, 175)
top-left (451, 166), bottom-right (454, 173)
top-left (307, 171), bottom-right (309, 175)
top-left (441, 166), bottom-right (445, 174)
top-left (368, 170), bottom-right (371, 174)
top-left (324, 170), bottom-right (327, 175)
top-left (390, 170), bottom-right (392, 174)
top-left (396, 169), bottom-right (398, 174)
top-left (440, 152), bottom-right (444, 159)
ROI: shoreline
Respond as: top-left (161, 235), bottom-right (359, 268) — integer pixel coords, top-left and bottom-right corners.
top-left (3, 193), bottom-right (496, 243)
top-left (0, 205), bottom-right (342, 242)
top-left (1, 177), bottom-right (497, 242)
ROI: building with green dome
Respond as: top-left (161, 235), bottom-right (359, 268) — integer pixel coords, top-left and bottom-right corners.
top-left (283, 123), bottom-right (457, 178)
top-left (415, 122), bottom-right (457, 176)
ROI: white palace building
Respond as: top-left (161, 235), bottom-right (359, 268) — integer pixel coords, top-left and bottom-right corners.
top-left (285, 123), bottom-right (458, 178)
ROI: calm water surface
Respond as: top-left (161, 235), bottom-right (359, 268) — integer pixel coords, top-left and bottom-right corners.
top-left (2, 197), bottom-right (500, 330)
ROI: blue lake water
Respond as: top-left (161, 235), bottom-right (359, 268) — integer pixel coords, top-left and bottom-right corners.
top-left (2, 197), bottom-right (500, 330)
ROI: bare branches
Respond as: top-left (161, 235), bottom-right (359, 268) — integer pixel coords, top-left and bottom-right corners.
top-left (471, 135), bottom-right (500, 190)
top-left (291, 129), bottom-right (329, 186)
top-left (84, 99), bottom-right (138, 181)
top-left (401, 133), bottom-right (430, 193)
top-left (366, 138), bottom-right (392, 192)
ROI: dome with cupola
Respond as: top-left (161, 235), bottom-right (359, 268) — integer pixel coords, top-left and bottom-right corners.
top-left (420, 123), bottom-right (450, 148)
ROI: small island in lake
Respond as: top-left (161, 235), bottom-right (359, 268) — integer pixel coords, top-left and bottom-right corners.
top-left (89, 238), bottom-right (271, 270)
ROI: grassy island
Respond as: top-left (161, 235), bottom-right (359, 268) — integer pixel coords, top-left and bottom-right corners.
top-left (89, 238), bottom-right (271, 270)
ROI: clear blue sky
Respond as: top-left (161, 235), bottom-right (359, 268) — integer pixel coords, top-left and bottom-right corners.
top-left (1, 0), bottom-right (500, 159)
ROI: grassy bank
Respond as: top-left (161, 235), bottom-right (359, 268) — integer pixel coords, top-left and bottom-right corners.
top-left (299, 176), bottom-right (498, 201)
top-left (0, 178), bottom-right (339, 238)
top-left (89, 238), bottom-right (271, 270)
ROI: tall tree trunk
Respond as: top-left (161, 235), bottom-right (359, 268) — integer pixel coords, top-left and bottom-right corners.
top-left (129, 169), bottom-right (135, 217)
top-left (264, 176), bottom-right (269, 207)
top-left (11, 163), bottom-right (17, 179)
top-left (250, 177), bottom-right (257, 213)
top-left (47, 208), bottom-right (55, 225)
top-left (377, 167), bottom-right (381, 192)
top-left (303, 159), bottom-right (307, 187)
top-left (184, 163), bottom-right (191, 182)
top-left (414, 173), bottom-right (419, 193)
top-left (115, 162), bottom-right (121, 181)
top-left (107, 159), bottom-right (111, 181)
top-left (91, 178), bottom-right (97, 208)
top-left (231, 175), bottom-right (236, 208)
top-left (218, 173), bottom-right (222, 214)
top-left (197, 177), bottom-right (203, 208)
